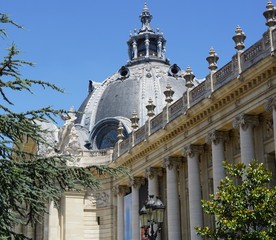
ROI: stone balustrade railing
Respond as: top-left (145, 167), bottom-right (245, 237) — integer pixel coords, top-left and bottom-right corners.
top-left (81, 149), bottom-right (113, 165)
top-left (112, 28), bottom-right (276, 160)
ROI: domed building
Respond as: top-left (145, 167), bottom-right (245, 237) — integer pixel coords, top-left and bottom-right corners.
top-left (27, 2), bottom-right (276, 240)
top-left (74, 3), bottom-right (194, 151)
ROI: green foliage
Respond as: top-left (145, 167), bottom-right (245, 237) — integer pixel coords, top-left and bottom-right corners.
top-left (195, 161), bottom-right (276, 240)
top-left (0, 13), bottom-right (127, 239)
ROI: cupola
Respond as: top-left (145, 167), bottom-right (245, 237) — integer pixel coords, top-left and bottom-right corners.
top-left (127, 3), bottom-right (168, 65)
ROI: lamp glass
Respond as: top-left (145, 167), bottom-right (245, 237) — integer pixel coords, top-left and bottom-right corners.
top-left (156, 207), bottom-right (164, 223)
top-left (154, 197), bottom-right (165, 223)
top-left (140, 205), bottom-right (149, 227)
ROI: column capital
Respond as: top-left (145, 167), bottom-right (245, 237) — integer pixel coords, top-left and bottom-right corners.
top-left (145, 167), bottom-right (163, 179)
top-left (233, 114), bottom-right (259, 131)
top-left (183, 144), bottom-right (204, 158)
top-left (264, 95), bottom-right (276, 111)
top-left (113, 185), bottom-right (130, 197)
top-left (130, 176), bottom-right (145, 189)
top-left (206, 130), bottom-right (229, 145)
top-left (163, 156), bottom-right (182, 170)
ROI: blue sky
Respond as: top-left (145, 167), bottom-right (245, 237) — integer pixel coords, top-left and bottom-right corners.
top-left (1, 0), bottom-right (268, 124)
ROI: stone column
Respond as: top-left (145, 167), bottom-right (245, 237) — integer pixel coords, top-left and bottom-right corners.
top-left (265, 95), bottom-right (276, 159)
top-left (157, 38), bottom-right (162, 58)
top-left (207, 130), bottom-right (229, 193)
top-left (145, 35), bottom-right (150, 58)
top-left (183, 145), bottom-right (204, 240)
top-left (114, 185), bottom-right (130, 240)
top-left (233, 114), bottom-right (259, 166)
top-left (145, 167), bottom-right (163, 197)
top-left (132, 40), bottom-right (138, 59)
top-left (145, 167), bottom-right (163, 240)
top-left (163, 157), bottom-right (182, 240)
top-left (130, 177), bottom-right (145, 240)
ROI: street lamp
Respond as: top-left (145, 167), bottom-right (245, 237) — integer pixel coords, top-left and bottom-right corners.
top-left (139, 195), bottom-right (165, 240)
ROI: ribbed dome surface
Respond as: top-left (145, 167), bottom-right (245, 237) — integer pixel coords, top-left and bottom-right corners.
top-left (75, 3), bottom-right (190, 150)
top-left (77, 61), bottom-right (186, 131)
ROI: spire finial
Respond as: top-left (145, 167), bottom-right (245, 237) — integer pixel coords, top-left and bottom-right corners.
top-left (139, 2), bottom-right (153, 33)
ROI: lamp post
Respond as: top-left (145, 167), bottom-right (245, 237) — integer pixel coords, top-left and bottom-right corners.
top-left (139, 195), bottom-right (165, 240)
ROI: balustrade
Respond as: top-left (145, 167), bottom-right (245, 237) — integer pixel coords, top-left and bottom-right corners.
top-left (112, 28), bottom-right (275, 160)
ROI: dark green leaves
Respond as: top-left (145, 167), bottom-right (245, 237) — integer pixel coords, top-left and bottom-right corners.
top-left (196, 161), bottom-right (276, 240)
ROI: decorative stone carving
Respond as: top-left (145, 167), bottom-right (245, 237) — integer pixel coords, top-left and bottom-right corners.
top-left (94, 191), bottom-right (110, 208)
top-left (265, 116), bottom-right (273, 139)
top-left (85, 191), bottom-right (110, 208)
top-left (38, 129), bottom-right (57, 156)
top-left (130, 176), bottom-right (145, 189)
top-left (113, 185), bottom-right (130, 197)
top-left (263, 1), bottom-right (276, 28)
top-left (206, 47), bottom-right (219, 71)
top-left (233, 114), bottom-right (259, 131)
top-left (232, 25), bottom-right (246, 51)
top-left (183, 144), bottom-right (204, 158)
top-left (64, 126), bottom-right (81, 154)
top-left (231, 129), bottom-right (241, 155)
top-left (163, 156), bottom-right (182, 170)
top-left (56, 110), bottom-right (77, 153)
top-left (264, 95), bottom-right (276, 112)
top-left (84, 192), bottom-right (97, 209)
top-left (206, 130), bottom-right (229, 145)
top-left (64, 125), bottom-right (82, 166)
top-left (145, 167), bottom-right (163, 179)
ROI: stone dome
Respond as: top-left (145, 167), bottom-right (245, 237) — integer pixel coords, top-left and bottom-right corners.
top-left (75, 4), bottom-right (192, 150)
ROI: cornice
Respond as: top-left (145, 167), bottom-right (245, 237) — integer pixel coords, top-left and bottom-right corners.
top-left (114, 60), bottom-right (276, 169)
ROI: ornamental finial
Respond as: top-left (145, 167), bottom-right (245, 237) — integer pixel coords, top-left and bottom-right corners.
top-left (263, 1), bottom-right (276, 28)
top-left (206, 47), bottom-right (219, 71)
top-left (146, 97), bottom-right (156, 117)
top-left (139, 2), bottom-right (153, 33)
top-left (232, 25), bottom-right (246, 51)
top-left (184, 66), bottom-right (195, 88)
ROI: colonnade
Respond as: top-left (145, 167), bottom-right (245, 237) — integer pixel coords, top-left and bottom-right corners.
top-left (115, 100), bottom-right (276, 240)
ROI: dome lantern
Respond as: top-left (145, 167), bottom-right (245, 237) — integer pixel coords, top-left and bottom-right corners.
top-left (127, 3), bottom-right (168, 64)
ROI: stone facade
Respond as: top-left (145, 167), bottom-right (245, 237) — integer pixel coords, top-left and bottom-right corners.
top-left (26, 2), bottom-right (276, 240)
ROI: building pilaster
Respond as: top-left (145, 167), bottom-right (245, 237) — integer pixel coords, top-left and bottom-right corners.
top-left (114, 185), bottom-right (130, 240)
top-left (63, 192), bottom-right (85, 240)
top-left (265, 95), bottom-right (276, 159)
top-left (48, 201), bottom-right (60, 240)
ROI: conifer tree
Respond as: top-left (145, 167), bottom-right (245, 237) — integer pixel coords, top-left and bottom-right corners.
top-left (0, 13), bottom-right (125, 239)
